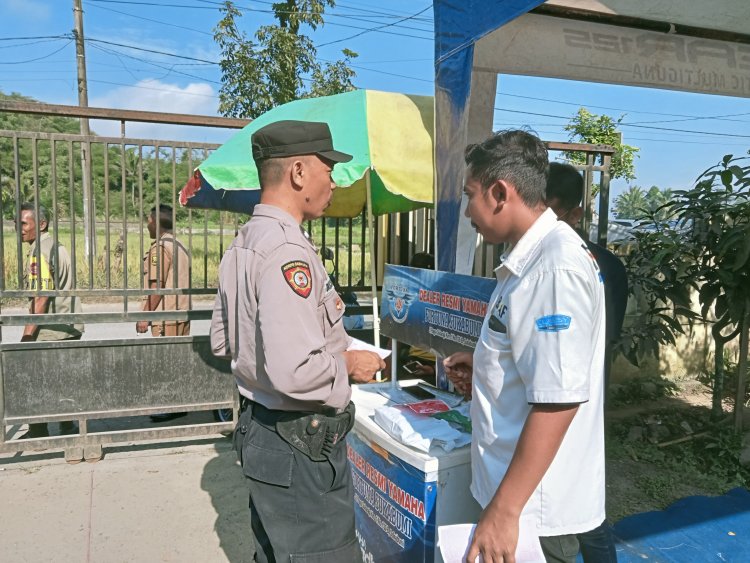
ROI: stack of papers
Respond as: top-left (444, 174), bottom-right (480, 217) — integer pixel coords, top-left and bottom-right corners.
top-left (373, 404), bottom-right (471, 453)
top-left (438, 519), bottom-right (545, 563)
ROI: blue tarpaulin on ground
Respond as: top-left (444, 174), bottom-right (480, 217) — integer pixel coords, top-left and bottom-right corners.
top-left (612, 488), bottom-right (750, 562)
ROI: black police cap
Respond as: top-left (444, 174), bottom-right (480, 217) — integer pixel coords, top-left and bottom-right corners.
top-left (251, 120), bottom-right (353, 164)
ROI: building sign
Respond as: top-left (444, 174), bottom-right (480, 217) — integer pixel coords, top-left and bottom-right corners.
top-left (475, 13), bottom-right (750, 98)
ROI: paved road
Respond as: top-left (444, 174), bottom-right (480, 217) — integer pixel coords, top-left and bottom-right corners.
top-left (0, 438), bottom-right (255, 563)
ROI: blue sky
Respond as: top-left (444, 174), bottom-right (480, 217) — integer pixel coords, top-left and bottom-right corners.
top-left (2, 0), bottom-right (749, 204)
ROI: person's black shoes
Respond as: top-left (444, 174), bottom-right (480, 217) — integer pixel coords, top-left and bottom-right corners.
top-left (149, 412), bottom-right (188, 422)
top-left (19, 423), bottom-right (49, 440)
top-left (59, 421), bottom-right (79, 435)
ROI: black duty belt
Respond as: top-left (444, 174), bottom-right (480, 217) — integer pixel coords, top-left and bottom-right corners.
top-left (242, 399), bottom-right (356, 462)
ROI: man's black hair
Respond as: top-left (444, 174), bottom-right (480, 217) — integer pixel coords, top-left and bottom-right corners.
top-left (20, 202), bottom-right (50, 231)
top-left (410, 252), bottom-right (434, 269)
top-left (150, 204), bottom-right (173, 230)
top-left (546, 162), bottom-right (584, 211)
top-left (257, 157), bottom-right (288, 188)
top-left (464, 129), bottom-right (548, 207)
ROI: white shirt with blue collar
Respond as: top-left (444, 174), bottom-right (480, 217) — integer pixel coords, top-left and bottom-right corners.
top-left (470, 208), bottom-right (607, 536)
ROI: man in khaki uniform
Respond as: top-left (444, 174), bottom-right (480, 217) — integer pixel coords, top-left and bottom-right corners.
top-left (137, 204), bottom-right (191, 422)
top-left (136, 204), bottom-right (191, 337)
top-left (210, 120), bottom-right (384, 563)
top-left (18, 202), bottom-right (84, 439)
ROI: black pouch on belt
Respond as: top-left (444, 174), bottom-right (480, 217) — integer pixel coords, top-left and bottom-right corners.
top-left (275, 402), bottom-right (356, 462)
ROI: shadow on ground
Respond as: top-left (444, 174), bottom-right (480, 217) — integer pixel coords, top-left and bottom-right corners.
top-left (201, 437), bottom-right (256, 563)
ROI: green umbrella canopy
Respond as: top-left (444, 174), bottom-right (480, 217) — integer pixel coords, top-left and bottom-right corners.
top-left (196, 89), bottom-right (434, 217)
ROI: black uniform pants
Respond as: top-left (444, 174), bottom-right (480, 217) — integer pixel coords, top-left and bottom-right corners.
top-left (234, 405), bottom-right (361, 563)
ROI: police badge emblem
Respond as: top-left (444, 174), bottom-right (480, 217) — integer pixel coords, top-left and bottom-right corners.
top-left (282, 260), bottom-right (313, 298)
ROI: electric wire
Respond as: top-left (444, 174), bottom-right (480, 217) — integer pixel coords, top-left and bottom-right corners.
top-left (317, 4), bottom-right (432, 48)
top-left (0, 41), bottom-right (73, 65)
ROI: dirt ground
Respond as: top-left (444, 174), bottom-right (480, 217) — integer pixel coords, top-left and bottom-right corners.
top-left (604, 380), bottom-right (749, 522)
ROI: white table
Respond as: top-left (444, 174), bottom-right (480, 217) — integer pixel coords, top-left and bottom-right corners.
top-left (348, 383), bottom-right (480, 563)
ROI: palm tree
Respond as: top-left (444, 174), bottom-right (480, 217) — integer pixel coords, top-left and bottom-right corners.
top-left (613, 185), bottom-right (647, 219)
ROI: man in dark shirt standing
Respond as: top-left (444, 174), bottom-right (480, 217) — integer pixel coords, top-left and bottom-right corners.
top-left (546, 162), bottom-right (628, 390)
top-left (546, 162), bottom-right (627, 562)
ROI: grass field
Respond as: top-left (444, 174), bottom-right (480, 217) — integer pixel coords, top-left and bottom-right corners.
top-left (1, 221), bottom-right (371, 299)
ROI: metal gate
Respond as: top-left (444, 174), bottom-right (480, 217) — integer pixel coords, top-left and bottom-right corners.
top-left (0, 102), bottom-right (433, 461)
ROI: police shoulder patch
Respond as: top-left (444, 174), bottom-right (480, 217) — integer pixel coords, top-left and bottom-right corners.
top-left (281, 260), bottom-right (312, 298)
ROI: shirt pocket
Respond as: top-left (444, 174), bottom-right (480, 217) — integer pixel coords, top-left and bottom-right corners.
top-left (481, 322), bottom-right (512, 354)
top-left (322, 290), bottom-right (345, 335)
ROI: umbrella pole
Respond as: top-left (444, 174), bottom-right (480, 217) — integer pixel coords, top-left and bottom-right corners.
top-left (366, 171), bottom-right (381, 381)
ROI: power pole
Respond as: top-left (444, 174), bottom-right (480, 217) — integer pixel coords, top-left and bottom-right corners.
top-left (73, 0), bottom-right (94, 257)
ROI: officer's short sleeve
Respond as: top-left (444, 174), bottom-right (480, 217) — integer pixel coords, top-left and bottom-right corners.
top-left (146, 245), bottom-right (172, 286)
top-left (256, 244), bottom-right (350, 409)
top-left (509, 268), bottom-right (599, 404)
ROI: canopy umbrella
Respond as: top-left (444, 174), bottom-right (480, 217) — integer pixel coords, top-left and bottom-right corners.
top-left (180, 89), bottom-right (435, 351)
top-left (179, 89), bottom-right (434, 218)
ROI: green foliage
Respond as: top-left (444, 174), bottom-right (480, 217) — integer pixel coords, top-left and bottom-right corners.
top-left (308, 48), bottom-right (358, 99)
top-left (609, 408), bottom-right (749, 505)
top-left (620, 153), bottom-right (750, 418)
top-left (698, 349), bottom-right (750, 405)
top-left (1, 91), bottom-right (83, 215)
top-left (0, 91), bottom-right (81, 134)
top-left (564, 108), bottom-right (640, 192)
top-left (213, 1), bottom-right (357, 119)
top-left (613, 185), bottom-right (674, 220)
top-left (0, 91), bottom-right (215, 224)
top-left (609, 377), bottom-right (678, 407)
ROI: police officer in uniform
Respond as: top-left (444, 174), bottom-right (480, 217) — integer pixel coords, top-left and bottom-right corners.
top-left (210, 120), bottom-right (384, 563)
top-left (137, 204), bottom-right (191, 338)
top-left (137, 204), bottom-right (191, 422)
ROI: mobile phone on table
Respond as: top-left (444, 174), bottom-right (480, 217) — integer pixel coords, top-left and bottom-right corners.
top-left (402, 384), bottom-right (435, 401)
top-left (402, 360), bottom-right (424, 375)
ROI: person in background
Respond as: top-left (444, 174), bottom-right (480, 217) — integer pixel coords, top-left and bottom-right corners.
top-left (546, 162), bottom-right (625, 562)
top-left (546, 162), bottom-right (628, 394)
top-left (137, 204), bottom-right (191, 422)
top-left (17, 202), bottom-right (84, 439)
top-left (443, 130), bottom-right (611, 562)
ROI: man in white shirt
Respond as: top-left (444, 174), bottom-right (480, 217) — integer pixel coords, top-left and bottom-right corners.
top-left (444, 130), bottom-right (608, 562)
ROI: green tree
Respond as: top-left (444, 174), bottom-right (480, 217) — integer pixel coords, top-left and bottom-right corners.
top-left (1, 90), bottom-right (83, 217)
top-left (621, 154), bottom-right (750, 426)
top-left (214, 1), bottom-right (357, 119)
top-left (613, 185), bottom-right (674, 220)
top-left (612, 185), bottom-right (646, 219)
top-left (564, 108), bottom-right (639, 192)
top-left (645, 185), bottom-right (673, 220)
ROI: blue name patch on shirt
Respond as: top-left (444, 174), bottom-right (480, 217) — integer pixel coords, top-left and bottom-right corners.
top-left (535, 314), bottom-right (572, 332)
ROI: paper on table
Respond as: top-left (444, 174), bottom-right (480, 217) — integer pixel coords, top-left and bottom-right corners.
top-left (438, 518), bottom-right (545, 563)
top-left (347, 337), bottom-right (391, 359)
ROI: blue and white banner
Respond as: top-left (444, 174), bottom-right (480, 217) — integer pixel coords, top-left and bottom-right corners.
top-left (348, 431), bottom-right (437, 562)
top-left (379, 265), bottom-right (495, 358)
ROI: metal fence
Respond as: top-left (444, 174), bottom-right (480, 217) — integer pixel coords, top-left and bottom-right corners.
top-left (0, 102), bottom-right (433, 461)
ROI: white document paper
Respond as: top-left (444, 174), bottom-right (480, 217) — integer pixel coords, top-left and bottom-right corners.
top-left (347, 337), bottom-right (391, 359)
top-left (438, 519), bottom-right (545, 563)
